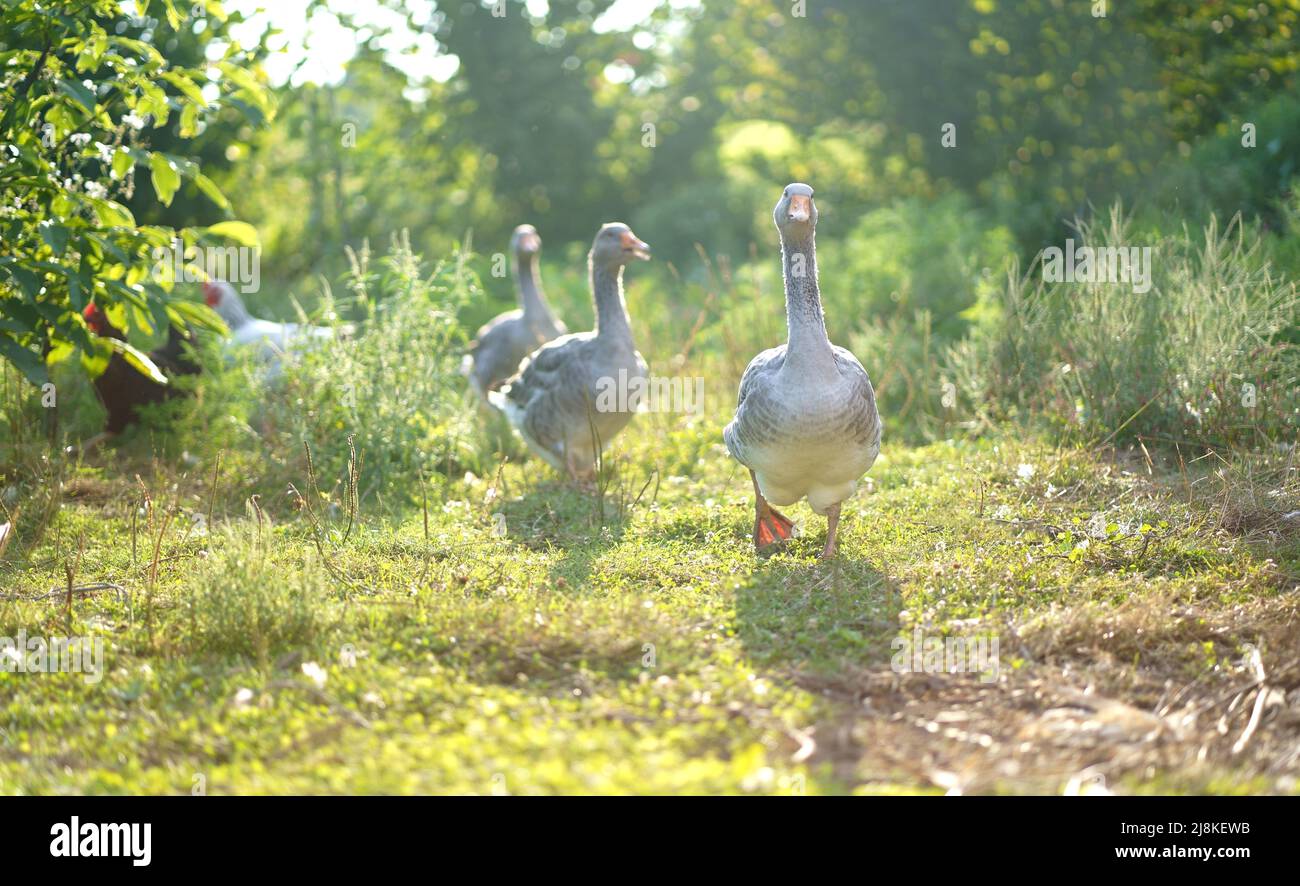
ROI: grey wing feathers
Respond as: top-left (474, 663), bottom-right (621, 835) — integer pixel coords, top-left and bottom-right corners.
top-left (734, 345), bottom-right (786, 409)
top-left (469, 312), bottom-right (534, 392)
top-left (831, 345), bottom-right (882, 449)
top-left (724, 345), bottom-right (786, 464)
top-left (502, 334), bottom-right (596, 455)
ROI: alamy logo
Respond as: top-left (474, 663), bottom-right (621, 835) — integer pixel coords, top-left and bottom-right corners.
top-left (594, 369), bottom-right (705, 415)
top-left (1040, 238), bottom-right (1152, 294)
top-left (50, 817), bottom-right (151, 866)
top-left (891, 627), bottom-right (1000, 683)
top-left (152, 238), bottom-right (261, 294)
top-left (0, 629), bottom-right (103, 683)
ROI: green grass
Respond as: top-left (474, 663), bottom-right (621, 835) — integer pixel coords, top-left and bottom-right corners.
top-left (2, 416), bottom-right (1295, 795)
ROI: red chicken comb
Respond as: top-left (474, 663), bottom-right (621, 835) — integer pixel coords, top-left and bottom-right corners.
top-left (202, 281), bottom-right (222, 306)
top-left (83, 302), bottom-right (105, 332)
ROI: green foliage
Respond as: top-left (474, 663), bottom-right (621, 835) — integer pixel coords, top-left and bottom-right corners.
top-left (252, 234), bottom-right (481, 503)
top-left (819, 193), bottom-right (1015, 339)
top-left (950, 207), bottom-right (1300, 447)
top-left (185, 527), bottom-right (330, 664)
top-left (0, 0), bottom-right (270, 385)
top-left (220, 50), bottom-right (484, 287)
top-left (1149, 84), bottom-right (1300, 230)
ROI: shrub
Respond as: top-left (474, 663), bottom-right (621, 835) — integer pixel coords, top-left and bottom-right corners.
top-left (256, 233), bottom-right (483, 506)
top-left (949, 207), bottom-right (1299, 449)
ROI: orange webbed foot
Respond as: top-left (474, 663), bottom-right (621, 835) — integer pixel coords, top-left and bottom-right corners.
top-left (754, 505), bottom-right (795, 553)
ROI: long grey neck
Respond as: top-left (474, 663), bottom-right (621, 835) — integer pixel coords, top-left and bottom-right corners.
top-left (515, 252), bottom-right (556, 328)
top-left (780, 229), bottom-right (835, 372)
top-left (591, 259), bottom-right (633, 344)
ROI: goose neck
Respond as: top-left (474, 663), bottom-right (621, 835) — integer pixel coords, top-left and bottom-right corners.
top-left (515, 253), bottom-right (555, 327)
top-left (780, 230), bottom-right (835, 371)
top-left (591, 260), bottom-right (633, 343)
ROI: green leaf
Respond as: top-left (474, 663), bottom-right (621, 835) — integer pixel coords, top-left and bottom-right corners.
top-left (90, 198), bottom-right (135, 228)
top-left (38, 222), bottom-right (69, 257)
top-left (107, 336), bottom-right (167, 384)
top-left (57, 78), bottom-right (98, 115)
top-left (136, 81), bottom-right (170, 127)
top-left (179, 102), bottom-right (199, 137)
top-left (168, 299), bottom-right (228, 335)
top-left (46, 341), bottom-right (76, 365)
top-left (111, 146), bottom-right (136, 180)
top-left (204, 220), bottom-right (260, 247)
top-left (80, 340), bottom-right (111, 378)
top-left (149, 153), bottom-right (180, 206)
top-left (4, 266), bottom-right (42, 299)
top-left (162, 0), bottom-right (183, 31)
top-left (190, 171), bottom-right (232, 212)
top-left (161, 70), bottom-right (207, 108)
top-left (0, 334), bottom-right (48, 385)
top-left (67, 268), bottom-right (90, 311)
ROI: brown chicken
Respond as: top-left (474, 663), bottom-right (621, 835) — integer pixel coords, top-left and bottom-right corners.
top-left (82, 303), bottom-right (201, 450)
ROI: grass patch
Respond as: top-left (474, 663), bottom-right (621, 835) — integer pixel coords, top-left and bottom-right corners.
top-left (1, 420), bottom-right (1295, 794)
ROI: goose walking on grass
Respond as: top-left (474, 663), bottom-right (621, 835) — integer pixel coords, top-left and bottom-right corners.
top-left (490, 223), bottom-right (651, 481)
top-left (723, 184), bottom-right (881, 559)
top-left (462, 224), bottom-right (567, 409)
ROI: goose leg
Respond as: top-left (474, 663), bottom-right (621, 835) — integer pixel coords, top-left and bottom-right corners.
top-left (566, 448), bottom-right (596, 488)
top-left (751, 470), bottom-right (794, 553)
top-left (819, 503), bottom-right (841, 560)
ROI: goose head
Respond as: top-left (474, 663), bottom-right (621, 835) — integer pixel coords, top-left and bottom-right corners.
top-left (511, 224), bottom-right (542, 259)
top-left (591, 223), bottom-right (651, 269)
top-left (202, 280), bottom-right (249, 329)
top-left (774, 183), bottom-right (817, 236)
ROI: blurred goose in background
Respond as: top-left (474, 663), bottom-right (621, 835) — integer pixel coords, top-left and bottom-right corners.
top-left (723, 183), bottom-right (881, 558)
top-left (203, 280), bottom-right (336, 372)
top-left (462, 224), bottom-right (567, 408)
top-left (490, 223), bottom-right (651, 480)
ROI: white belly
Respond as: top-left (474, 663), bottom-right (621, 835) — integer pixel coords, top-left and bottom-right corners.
top-left (750, 437), bottom-right (877, 514)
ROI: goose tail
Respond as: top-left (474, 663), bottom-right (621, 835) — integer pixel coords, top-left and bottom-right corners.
top-left (486, 385), bottom-right (512, 416)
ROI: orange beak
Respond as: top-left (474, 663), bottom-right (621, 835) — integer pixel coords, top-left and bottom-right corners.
top-left (787, 194), bottom-right (812, 222)
top-left (620, 230), bottom-right (651, 260)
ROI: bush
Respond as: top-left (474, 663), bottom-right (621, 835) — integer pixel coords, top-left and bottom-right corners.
top-left (256, 233), bottom-right (484, 505)
top-left (0, 0), bottom-right (266, 387)
top-left (1149, 87), bottom-right (1300, 233)
top-left (949, 207), bottom-right (1300, 449)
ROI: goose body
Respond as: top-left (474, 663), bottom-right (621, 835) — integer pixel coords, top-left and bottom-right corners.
top-left (725, 344), bottom-right (880, 514)
top-left (724, 183), bottom-right (881, 557)
top-left (463, 225), bottom-right (567, 407)
top-left (490, 223), bottom-right (651, 479)
top-left (203, 281), bottom-right (335, 372)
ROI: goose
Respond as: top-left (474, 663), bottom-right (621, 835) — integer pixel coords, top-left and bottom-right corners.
top-left (462, 224), bottom-right (568, 408)
top-left (202, 280), bottom-right (335, 372)
top-left (723, 183), bottom-right (881, 558)
top-left (489, 223), bottom-right (651, 480)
